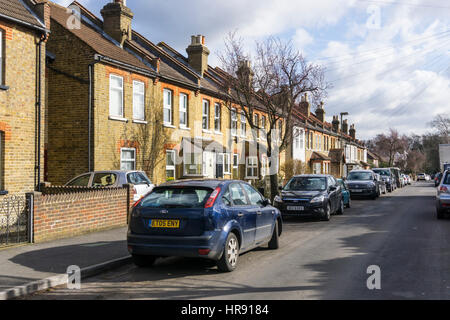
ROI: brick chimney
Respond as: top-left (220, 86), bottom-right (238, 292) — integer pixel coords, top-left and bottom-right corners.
top-left (299, 93), bottom-right (310, 117)
top-left (349, 124), bottom-right (356, 139)
top-left (186, 35), bottom-right (210, 77)
top-left (237, 60), bottom-right (254, 88)
top-left (342, 119), bottom-right (349, 135)
top-left (101, 0), bottom-right (134, 46)
top-left (315, 101), bottom-right (325, 123)
top-left (332, 115), bottom-right (340, 132)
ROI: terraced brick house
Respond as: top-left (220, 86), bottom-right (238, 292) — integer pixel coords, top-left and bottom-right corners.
top-left (45, 0), bottom-right (275, 186)
top-left (0, 0), bottom-right (49, 195)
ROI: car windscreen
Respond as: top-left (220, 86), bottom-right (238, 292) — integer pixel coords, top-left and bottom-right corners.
top-left (347, 172), bottom-right (373, 181)
top-left (373, 169), bottom-right (390, 176)
top-left (140, 187), bottom-right (213, 208)
top-left (127, 172), bottom-right (151, 185)
top-left (284, 177), bottom-right (327, 191)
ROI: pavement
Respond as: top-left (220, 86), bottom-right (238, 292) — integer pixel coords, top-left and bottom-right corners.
top-left (0, 226), bottom-right (130, 299)
top-left (17, 181), bottom-right (450, 300)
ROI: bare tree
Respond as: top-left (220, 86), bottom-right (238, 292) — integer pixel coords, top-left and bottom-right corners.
top-left (372, 129), bottom-right (408, 167)
top-left (218, 32), bottom-right (328, 200)
top-left (429, 114), bottom-right (450, 144)
top-left (406, 149), bottom-right (426, 175)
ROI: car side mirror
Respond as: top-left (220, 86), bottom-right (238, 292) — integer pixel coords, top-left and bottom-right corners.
top-left (329, 185), bottom-right (337, 191)
top-left (262, 198), bottom-right (271, 206)
top-left (278, 186), bottom-right (283, 191)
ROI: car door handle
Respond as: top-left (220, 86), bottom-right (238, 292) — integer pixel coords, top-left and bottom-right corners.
top-left (237, 212), bottom-right (244, 217)
top-left (257, 211), bottom-right (262, 215)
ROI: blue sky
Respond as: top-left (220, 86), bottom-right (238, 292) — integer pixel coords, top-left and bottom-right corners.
top-left (54, 0), bottom-right (450, 140)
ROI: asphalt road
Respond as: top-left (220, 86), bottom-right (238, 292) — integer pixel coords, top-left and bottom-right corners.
top-left (22, 181), bottom-right (450, 300)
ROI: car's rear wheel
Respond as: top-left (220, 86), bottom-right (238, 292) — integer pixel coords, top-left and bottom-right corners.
top-left (268, 220), bottom-right (280, 249)
top-left (132, 254), bottom-right (157, 267)
top-left (217, 232), bottom-right (239, 272)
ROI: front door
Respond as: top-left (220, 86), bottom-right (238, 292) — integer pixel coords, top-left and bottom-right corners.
top-left (216, 153), bottom-right (224, 179)
top-left (203, 151), bottom-right (215, 178)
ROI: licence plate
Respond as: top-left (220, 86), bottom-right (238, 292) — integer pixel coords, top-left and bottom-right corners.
top-left (351, 189), bottom-right (363, 193)
top-left (287, 206), bottom-right (304, 211)
top-left (149, 219), bottom-right (180, 228)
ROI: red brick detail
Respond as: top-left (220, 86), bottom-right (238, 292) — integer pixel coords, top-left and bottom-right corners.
top-left (117, 140), bottom-right (140, 153)
top-left (0, 122), bottom-right (12, 141)
top-left (0, 22), bottom-right (13, 40)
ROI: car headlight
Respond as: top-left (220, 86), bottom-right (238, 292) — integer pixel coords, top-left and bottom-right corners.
top-left (310, 195), bottom-right (325, 203)
top-left (274, 195), bottom-right (282, 203)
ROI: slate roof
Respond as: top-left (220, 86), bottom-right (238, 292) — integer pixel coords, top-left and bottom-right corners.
top-left (0, 0), bottom-right (46, 30)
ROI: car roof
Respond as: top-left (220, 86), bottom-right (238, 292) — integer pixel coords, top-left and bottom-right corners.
top-left (349, 170), bottom-right (373, 173)
top-left (292, 174), bottom-right (330, 178)
top-left (158, 179), bottom-right (236, 189)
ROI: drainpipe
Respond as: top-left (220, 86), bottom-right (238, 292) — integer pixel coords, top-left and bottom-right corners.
top-left (88, 55), bottom-right (101, 172)
top-left (36, 35), bottom-right (46, 192)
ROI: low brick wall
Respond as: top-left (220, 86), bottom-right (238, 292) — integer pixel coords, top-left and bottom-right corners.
top-left (31, 185), bottom-right (135, 243)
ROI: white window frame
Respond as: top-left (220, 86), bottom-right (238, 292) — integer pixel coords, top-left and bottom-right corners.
top-left (110, 75), bottom-right (124, 118)
top-left (179, 93), bottom-right (188, 128)
top-left (132, 80), bottom-right (145, 121)
top-left (163, 89), bottom-right (173, 125)
top-left (166, 150), bottom-right (176, 179)
top-left (120, 148), bottom-right (136, 171)
top-left (233, 153), bottom-right (239, 168)
top-left (246, 156), bottom-right (258, 179)
top-left (202, 99), bottom-right (210, 130)
top-left (231, 108), bottom-right (238, 136)
top-left (240, 112), bottom-right (246, 137)
top-left (223, 153), bottom-right (231, 174)
top-left (214, 103), bottom-right (221, 132)
top-left (261, 115), bottom-right (266, 140)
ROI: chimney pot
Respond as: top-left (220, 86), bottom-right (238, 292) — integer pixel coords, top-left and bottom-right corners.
top-left (186, 35), bottom-right (210, 77)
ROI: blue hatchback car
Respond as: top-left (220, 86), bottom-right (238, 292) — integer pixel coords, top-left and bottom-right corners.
top-left (127, 179), bottom-right (282, 272)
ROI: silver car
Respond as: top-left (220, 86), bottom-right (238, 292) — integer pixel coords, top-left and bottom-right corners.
top-left (436, 170), bottom-right (450, 219)
top-left (65, 170), bottom-right (155, 201)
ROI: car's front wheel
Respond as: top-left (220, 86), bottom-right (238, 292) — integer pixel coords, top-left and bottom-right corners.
top-left (217, 232), bottom-right (239, 272)
top-left (268, 220), bottom-right (280, 249)
top-left (336, 199), bottom-right (344, 215)
top-left (321, 203), bottom-right (331, 221)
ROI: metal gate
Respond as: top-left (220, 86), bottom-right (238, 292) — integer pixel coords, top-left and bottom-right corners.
top-left (0, 195), bottom-right (30, 247)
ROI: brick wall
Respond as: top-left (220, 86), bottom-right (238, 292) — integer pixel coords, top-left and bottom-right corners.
top-left (0, 20), bottom-right (46, 195)
top-left (32, 185), bottom-right (135, 243)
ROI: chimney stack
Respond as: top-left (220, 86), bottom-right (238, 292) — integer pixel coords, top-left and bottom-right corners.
top-left (101, 0), bottom-right (134, 46)
top-left (315, 101), bottom-right (325, 123)
top-left (237, 60), bottom-right (254, 88)
top-left (332, 115), bottom-right (340, 132)
top-left (299, 93), bottom-right (310, 117)
top-left (342, 119), bottom-right (349, 135)
top-left (349, 124), bottom-right (356, 139)
top-left (27, 0), bottom-right (50, 30)
top-left (186, 35), bottom-right (210, 77)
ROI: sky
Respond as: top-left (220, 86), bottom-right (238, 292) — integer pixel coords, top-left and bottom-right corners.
top-left (54, 0), bottom-right (450, 140)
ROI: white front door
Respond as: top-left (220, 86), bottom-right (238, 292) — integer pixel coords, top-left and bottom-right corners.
top-left (203, 151), bottom-right (215, 178)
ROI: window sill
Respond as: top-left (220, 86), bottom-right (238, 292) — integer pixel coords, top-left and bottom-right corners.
top-left (133, 119), bottom-right (147, 124)
top-left (179, 126), bottom-right (191, 131)
top-left (163, 123), bottom-right (176, 129)
top-left (0, 85), bottom-right (9, 91)
top-left (202, 129), bottom-right (212, 134)
top-left (109, 116), bottom-right (128, 123)
top-left (214, 131), bottom-right (223, 135)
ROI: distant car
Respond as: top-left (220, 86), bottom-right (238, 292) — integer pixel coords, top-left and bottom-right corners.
top-left (65, 170), bottom-right (154, 201)
top-left (337, 178), bottom-right (351, 208)
top-left (436, 171), bottom-right (450, 219)
top-left (405, 175), bottom-right (412, 185)
top-left (435, 172), bottom-right (443, 187)
top-left (274, 174), bottom-right (344, 221)
top-left (417, 173), bottom-right (426, 181)
top-left (346, 170), bottom-right (380, 200)
top-left (401, 174), bottom-right (408, 186)
top-left (372, 168), bottom-right (396, 192)
top-left (426, 174), bottom-right (431, 181)
top-left (127, 179), bottom-right (282, 272)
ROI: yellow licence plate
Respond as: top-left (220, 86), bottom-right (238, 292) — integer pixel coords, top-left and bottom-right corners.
top-left (150, 219), bottom-right (180, 228)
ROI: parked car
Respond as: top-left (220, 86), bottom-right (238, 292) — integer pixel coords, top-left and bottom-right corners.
top-left (390, 167), bottom-right (403, 188)
top-left (337, 178), bottom-right (351, 208)
top-left (372, 168), bottom-right (396, 192)
top-left (435, 172), bottom-right (443, 187)
top-left (417, 173), bottom-right (426, 181)
top-left (436, 170), bottom-right (450, 219)
top-left (65, 170), bottom-right (154, 201)
top-left (405, 175), bottom-right (412, 185)
top-left (274, 174), bottom-right (344, 221)
top-left (401, 174), bottom-right (408, 186)
top-left (375, 173), bottom-right (387, 194)
top-left (426, 174), bottom-right (431, 181)
top-left (346, 170), bottom-right (380, 200)
top-left (127, 179), bottom-right (282, 272)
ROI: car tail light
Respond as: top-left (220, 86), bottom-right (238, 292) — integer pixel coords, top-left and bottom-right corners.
top-left (205, 187), bottom-right (221, 208)
top-left (198, 249), bottom-right (211, 255)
